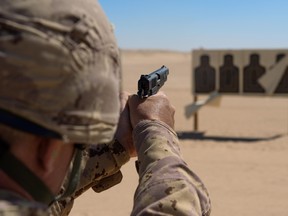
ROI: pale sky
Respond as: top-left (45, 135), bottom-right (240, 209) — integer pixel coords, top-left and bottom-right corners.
top-left (99, 0), bottom-right (288, 52)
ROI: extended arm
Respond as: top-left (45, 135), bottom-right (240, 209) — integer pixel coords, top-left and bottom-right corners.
top-left (128, 93), bottom-right (211, 216)
top-left (131, 120), bottom-right (211, 216)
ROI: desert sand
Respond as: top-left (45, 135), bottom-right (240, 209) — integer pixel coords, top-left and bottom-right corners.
top-left (70, 50), bottom-right (288, 216)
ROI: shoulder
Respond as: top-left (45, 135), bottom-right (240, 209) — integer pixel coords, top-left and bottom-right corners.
top-left (0, 190), bottom-right (49, 216)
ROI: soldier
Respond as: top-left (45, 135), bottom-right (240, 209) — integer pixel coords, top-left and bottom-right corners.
top-left (0, 0), bottom-right (211, 215)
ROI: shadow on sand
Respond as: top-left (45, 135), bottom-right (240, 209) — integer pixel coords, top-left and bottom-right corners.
top-left (176, 131), bottom-right (284, 143)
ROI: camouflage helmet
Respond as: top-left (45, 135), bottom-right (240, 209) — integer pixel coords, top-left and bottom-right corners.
top-left (0, 0), bottom-right (121, 144)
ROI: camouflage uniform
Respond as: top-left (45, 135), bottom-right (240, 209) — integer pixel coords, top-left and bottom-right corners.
top-left (49, 140), bottom-right (130, 215)
top-left (50, 120), bottom-right (211, 216)
top-left (0, 190), bottom-right (47, 216)
top-left (0, 0), bottom-right (124, 215)
top-left (131, 120), bottom-right (211, 216)
top-left (0, 0), bottom-right (211, 215)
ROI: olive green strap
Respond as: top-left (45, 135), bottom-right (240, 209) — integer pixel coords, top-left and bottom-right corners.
top-left (55, 146), bottom-right (83, 200)
top-left (0, 141), bottom-right (54, 205)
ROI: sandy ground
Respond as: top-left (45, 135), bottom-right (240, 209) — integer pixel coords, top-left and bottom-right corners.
top-left (70, 50), bottom-right (288, 216)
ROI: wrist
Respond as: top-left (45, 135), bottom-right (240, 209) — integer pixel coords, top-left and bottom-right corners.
top-left (133, 119), bottom-right (176, 137)
top-left (133, 119), bottom-right (178, 154)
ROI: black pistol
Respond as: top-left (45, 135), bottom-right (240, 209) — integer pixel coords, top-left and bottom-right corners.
top-left (137, 65), bottom-right (169, 98)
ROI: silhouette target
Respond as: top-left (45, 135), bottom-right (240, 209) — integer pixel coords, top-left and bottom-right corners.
top-left (243, 54), bottom-right (265, 93)
top-left (219, 54), bottom-right (239, 93)
top-left (194, 55), bottom-right (216, 93)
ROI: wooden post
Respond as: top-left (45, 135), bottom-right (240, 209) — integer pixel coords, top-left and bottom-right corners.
top-left (193, 95), bottom-right (198, 131)
top-left (287, 98), bottom-right (288, 135)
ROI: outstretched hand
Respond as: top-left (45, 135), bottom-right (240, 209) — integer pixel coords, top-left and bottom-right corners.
top-left (115, 91), bottom-right (175, 158)
top-left (128, 92), bottom-right (175, 129)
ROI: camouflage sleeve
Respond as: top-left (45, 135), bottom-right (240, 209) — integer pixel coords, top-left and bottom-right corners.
top-left (131, 120), bottom-right (211, 216)
top-left (49, 140), bottom-right (130, 216)
top-left (78, 139), bottom-right (130, 194)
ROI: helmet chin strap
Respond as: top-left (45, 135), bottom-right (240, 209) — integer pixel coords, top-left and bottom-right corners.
top-left (54, 144), bottom-right (84, 201)
top-left (0, 139), bottom-right (84, 206)
top-left (0, 139), bottom-right (54, 205)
